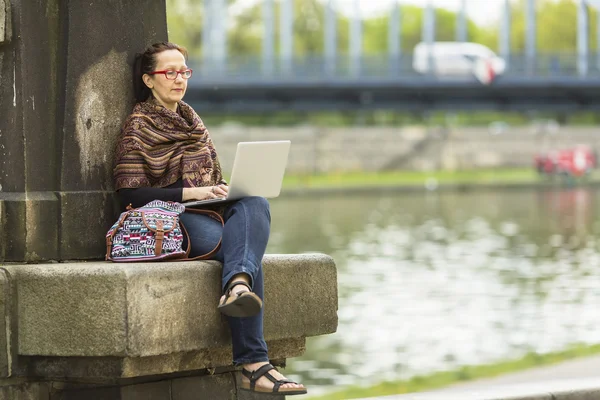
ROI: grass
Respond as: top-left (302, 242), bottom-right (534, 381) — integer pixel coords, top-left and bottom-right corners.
top-left (306, 344), bottom-right (600, 400)
top-left (282, 168), bottom-right (547, 190)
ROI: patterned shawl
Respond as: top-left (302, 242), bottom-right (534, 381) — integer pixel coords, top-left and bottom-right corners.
top-left (114, 99), bottom-right (225, 190)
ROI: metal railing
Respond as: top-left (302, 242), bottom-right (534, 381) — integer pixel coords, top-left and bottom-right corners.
top-left (189, 53), bottom-right (600, 84)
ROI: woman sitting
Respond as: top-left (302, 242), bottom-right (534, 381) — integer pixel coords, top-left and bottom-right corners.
top-left (113, 41), bottom-right (306, 396)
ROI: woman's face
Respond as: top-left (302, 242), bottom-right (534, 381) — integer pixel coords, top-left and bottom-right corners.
top-left (143, 49), bottom-right (188, 111)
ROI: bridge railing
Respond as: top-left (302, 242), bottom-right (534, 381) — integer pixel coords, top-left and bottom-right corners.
top-left (189, 53), bottom-right (600, 84)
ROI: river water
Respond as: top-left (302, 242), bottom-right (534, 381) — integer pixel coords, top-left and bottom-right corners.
top-left (266, 187), bottom-right (600, 393)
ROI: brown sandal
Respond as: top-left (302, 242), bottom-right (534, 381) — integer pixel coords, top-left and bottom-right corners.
top-left (241, 364), bottom-right (307, 396)
top-left (217, 281), bottom-right (263, 317)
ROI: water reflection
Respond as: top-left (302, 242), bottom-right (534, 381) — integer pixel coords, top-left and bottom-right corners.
top-left (267, 188), bottom-right (600, 392)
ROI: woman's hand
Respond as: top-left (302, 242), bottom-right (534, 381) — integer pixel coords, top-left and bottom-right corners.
top-left (182, 185), bottom-right (229, 201)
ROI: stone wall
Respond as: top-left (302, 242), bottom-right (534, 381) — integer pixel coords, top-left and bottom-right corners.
top-left (208, 125), bottom-right (600, 175)
top-left (0, 0), bottom-right (167, 262)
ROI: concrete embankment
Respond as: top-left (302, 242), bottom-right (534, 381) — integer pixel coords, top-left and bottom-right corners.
top-left (210, 125), bottom-right (600, 175)
top-left (361, 355), bottom-right (600, 400)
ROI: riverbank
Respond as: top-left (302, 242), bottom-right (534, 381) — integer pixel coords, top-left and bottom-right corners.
top-left (306, 344), bottom-right (600, 400)
top-left (281, 168), bottom-right (600, 195)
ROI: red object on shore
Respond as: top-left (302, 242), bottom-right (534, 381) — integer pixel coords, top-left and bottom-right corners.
top-left (534, 146), bottom-right (597, 178)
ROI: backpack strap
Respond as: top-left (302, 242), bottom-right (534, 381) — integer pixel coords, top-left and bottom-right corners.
top-left (180, 208), bottom-right (225, 261)
top-left (154, 219), bottom-right (165, 256)
top-left (105, 211), bottom-right (131, 261)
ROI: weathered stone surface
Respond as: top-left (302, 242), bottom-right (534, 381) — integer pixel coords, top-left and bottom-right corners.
top-left (263, 254), bottom-right (338, 339)
top-left (5, 254), bottom-right (336, 378)
top-left (7, 263), bottom-right (128, 356)
top-left (0, 201), bottom-right (5, 260)
top-left (0, 193), bottom-right (61, 261)
top-left (0, 0), bottom-right (168, 262)
top-left (120, 381), bottom-right (170, 400)
top-left (0, 268), bottom-right (11, 377)
top-left (172, 373), bottom-right (236, 400)
top-left (60, 0), bottom-right (167, 192)
top-left (0, 382), bottom-right (50, 400)
top-left (18, 337), bottom-right (302, 379)
top-left (120, 337), bottom-right (305, 378)
top-left (58, 191), bottom-right (120, 260)
top-left (0, 0), bottom-right (6, 43)
top-left (54, 387), bottom-right (121, 400)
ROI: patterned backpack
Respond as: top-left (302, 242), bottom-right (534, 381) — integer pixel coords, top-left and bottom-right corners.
top-left (105, 200), bottom-right (222, 262)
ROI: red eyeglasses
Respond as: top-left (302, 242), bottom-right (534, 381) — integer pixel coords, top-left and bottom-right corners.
top-left (148, 69), bottom-right (193, 80)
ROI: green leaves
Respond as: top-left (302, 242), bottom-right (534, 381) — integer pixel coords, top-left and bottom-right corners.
top-left (166, 0), bottom-right (590, 59)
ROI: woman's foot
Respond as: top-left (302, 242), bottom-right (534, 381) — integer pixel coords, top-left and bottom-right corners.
top-left (242, 362), bottom-right (306, 393)
top-left (218, 279), bottom-right (263, 317)
top-left (219, 283), bottom-right (249, 305)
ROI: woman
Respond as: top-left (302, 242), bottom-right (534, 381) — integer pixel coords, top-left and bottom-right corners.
top-left (113, 42), bottom-right (306, 396)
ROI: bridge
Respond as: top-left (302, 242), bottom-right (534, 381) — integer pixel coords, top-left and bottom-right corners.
top-left (186, 0), bottom-right (600, 112)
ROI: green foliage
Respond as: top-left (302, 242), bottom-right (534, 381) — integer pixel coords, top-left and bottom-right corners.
top-left (166, 0), bottom-right (596, 126)
top-left (283, 168), bottom-right (540, 189)
top-left (166, 0), bottom-right (205, 55)
top-left (166, 0), bottom-right (592, 58)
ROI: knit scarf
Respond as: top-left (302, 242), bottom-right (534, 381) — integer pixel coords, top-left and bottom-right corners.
top-left (113, 99), bottom-right (224, 190)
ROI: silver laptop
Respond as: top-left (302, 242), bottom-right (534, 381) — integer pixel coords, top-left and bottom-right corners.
top-left (183, 140), bottom-right (291, 207)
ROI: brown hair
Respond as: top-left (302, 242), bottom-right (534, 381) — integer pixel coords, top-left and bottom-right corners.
top-left (133, 42), bottom-right (189, 102)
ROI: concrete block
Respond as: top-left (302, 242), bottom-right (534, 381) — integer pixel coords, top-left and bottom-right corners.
top-left (0, 195), bottom-right (27, 261)
top-left (8, 263), bottom-right (128, 356)
top-left (172, 373), bottom-right (236, 400)
top-left (120, 337), bottom-right (305, 378)
top-left (120, 381), bottom-right (170, 400)
top-left (7, 254), bottom-right (337, 378)
top-left (0, 0), bottom-right (5, 43)
top-left (58, 191), bottom-right (120, 260)
top-left (125, 254), bottom-right (336, 357)
top-left (0, 382), bottom-right (50, 400)
top-left (0, 193), bottom-right (60, 262)
top-left (0, 268), bottom-right (11, 377)
top-left (23, 193), bottom-right (60, 261)
top-left (60, 0), bottom-right (167, 193)
top-left (263, 254), bottom-right (338, 339)
top-left (124, 260), bottom-right (229, 357)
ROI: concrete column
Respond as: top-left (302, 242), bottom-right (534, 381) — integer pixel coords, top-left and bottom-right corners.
top-left (499, 0), bottom-right (511, 67)
top-left (525, 0), bottom-right (536, 74)
top-left (456, 0), bottom-right (467, 42)
top-left (262, 0), bottom-right (275, 76)
top-left (422, 1), bottom-right (436, 73)
top-left (280, 0), bottom-right (293, 75)
top-left (349, 0), bottom-right (362, 77)
top-left (324, 0), bottom-right (337, 76)
top-left (577, 0), bottom-right (589, 76)
top-left (0, 0), bottom-right (8, 43)
top-left (0, 0), bottom-right (167, 261)
top-left (202, 0), bottom-right (213, 72)
top-left (389, 1), bottom-right (400, 75)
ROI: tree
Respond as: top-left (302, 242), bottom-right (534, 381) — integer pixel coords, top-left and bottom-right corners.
top-left (166, 0), bottom-right (205, 55)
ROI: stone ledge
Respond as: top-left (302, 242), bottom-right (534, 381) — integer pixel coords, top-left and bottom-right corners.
top-left (1, 254), bottom-right (338, 378)
top-left (0, 371), bottom-right (287, 400)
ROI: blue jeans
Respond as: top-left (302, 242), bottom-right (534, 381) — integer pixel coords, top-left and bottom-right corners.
top-left (179, 196), bottom-right (270, 365)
